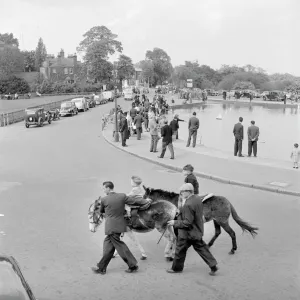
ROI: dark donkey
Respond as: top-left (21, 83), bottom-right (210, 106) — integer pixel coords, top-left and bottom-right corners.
top-left (143, 186), bottom-right (258, 254)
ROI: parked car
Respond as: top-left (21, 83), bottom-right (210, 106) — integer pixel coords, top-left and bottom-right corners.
top-left (263, 91), bottom-right (285, 101)
top-left (24, 107), bottom-right (51, 128)
top-left (0, 254), bottom-right (37, 299)
top-left (85, 96), bottom-right (96, 108)
top-left (48, 108), bottom-right (60, 120)
top-left (124, 89), bottom-right (134, 100)
top-left (71, 98), bottom-right (88, 112)
top-left (102, 91), bottom-right (115, 102)
top-left (94, 94), bottom-right (107, 105)
top-left (60, 101), bottom-right (78, 116)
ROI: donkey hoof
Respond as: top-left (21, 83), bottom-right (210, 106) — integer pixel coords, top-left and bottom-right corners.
top-left (229, 250), bottom-right (235, 255)
top-left (166, 257), bottom-right (174, 262)
top-left (140, 256), bottom-right (147, 260)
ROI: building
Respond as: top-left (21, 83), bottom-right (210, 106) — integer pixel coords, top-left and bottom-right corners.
top-left (40, 49), bottom-right (81, 83)
top-left (0, 41), bottom-right (5, 51)
top-left (127, 67), bottom-right (144, 86)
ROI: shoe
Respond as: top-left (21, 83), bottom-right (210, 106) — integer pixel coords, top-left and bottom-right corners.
top-left (209, 266), bottom-right (218, 276)
top-left (140, 255), bottom-right (147, 260)
top-left (165, 257), bottom-right (173, 262)
top-left (91, 267), bottom-right (106, 275)
top-left (166, 269), bottom-right (182, 274)
top-left (254, 155), bottom-right (257, 157)
top-left (150, 150), bottom-right (153, 152)
top-left (170, 157), bottom-right (174, 160)
top-left (122, 145), bottom-right (128, 147)
top-left (125, 265), bottom-right (139, 273)
top-left (238, 155), bottom-right (244, 157)
top-left (153, 150), bottom-right (158, 152)
top-left (157, 156), bottom-right (163, 158)
top-left (247, 155), bottom-right (251, 157)
top-left (186, 145), bottom-right (189, 147)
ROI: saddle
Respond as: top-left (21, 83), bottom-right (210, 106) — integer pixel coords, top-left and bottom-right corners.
top-left (130, 200), bottom-right (152, 218)
top-left (199, 193), bottom-right (214, 203)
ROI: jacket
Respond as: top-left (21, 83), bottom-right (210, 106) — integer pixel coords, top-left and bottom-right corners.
top-left (184, 173), bottom-right (199, 194)
top-left (134, 114), bottom-right (144, 128)
top-left (149, 119), bottom-right (158, 135)
top-left (161, 124), bottom-right (173, 144)
top-left (130, 108), bottom-right (137, 118)
top-left (247, 125), bottom-right (259, 141)
top-left (119, 117), bottom-right (128, 132)
top-left (99, 192), bottom-right (136, 235)
top-left (188, 116), bottom-right (199, 131)
top-left (169, 119), bottom-right (179, 132)
top-left (233, 122), bottom-right (244, 140)
top-left (174, 195), bottom-right (204, 240)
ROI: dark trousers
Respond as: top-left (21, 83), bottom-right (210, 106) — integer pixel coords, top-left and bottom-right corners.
top-left (172, 237), bottom-right (217, 272)
top-left (186, 129), bottom-right (197, 147)
top-left (248, 140), bottom-right (257, 156)
top-left (120, 131), bottom-right (126, 146)
top-left (97, 233), bottom-right (137, 271)
top-left (234, 138), bottom-right (243, 156)
top-left (144, 119), bottom-right (149, 130)
top-left (150, 135), bottom-right (158, 152)
top-left (160, 141), bottom-right (174, 158)
top-left (136, 127), bottom-right (142, 140)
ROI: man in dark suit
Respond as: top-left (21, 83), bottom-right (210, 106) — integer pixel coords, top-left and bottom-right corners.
top-left (158, 120), bottom-right (175, 159)
top-left (186, 112), bottom-right (199, 147)
top-left (134, 112), bottom-right (144, 140)
top-left (169, 116), bottom-right (179, 142)
top-left (166, 183), bottom-right (218, 275)
top-left (91, 181), bottom-right (139, 275)
top-left (119, 112), bottom-right (128, 147)
top-left (247, 120), bottom-right (260, 157)
top-left (233, 117), bottom-right (244, 157)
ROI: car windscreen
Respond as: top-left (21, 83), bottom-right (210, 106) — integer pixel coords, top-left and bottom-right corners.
top-left (25, 110), bottom-right (36, 114)
top-left (61, 103), bottom-right (72, 107)
top-left (72, 99), bottom-right (82, 103)
top-left (0, 260), bottom-right (31, 300)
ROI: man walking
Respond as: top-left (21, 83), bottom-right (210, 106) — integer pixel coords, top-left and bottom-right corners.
top-left (149, 116), bottom-right (159, 152)
top-left (170, 116), bottom-right (179, 142)
top-left (158, 120), bottom-right (175, 159)
top-left (119, 112), bottom-right (128, 147)
top-left (134, 112), bottom-right (144, 140)
top-left (247, 120), bottom-right (259, 157)
top-left (91, 181), bottom-right (139, 275)
top-left (186, 112), bottom-right (199, 147)
top-left (166, 183), bottom-right (218, 275)
top-left (233, 117), bottom-right (244, 157)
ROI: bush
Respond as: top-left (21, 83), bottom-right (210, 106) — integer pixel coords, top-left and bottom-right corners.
top-left (0, 76), bottom-right (30, 94)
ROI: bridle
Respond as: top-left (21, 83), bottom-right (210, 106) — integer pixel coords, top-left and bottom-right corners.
top-left (88, 202), bottom-right (103, 225)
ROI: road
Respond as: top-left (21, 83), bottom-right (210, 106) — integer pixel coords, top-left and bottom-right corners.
top-left (0, 97), bottom-right (299, 300)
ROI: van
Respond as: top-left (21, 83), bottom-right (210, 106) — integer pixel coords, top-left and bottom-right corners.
top-left (102, 91), bottom-right (114, 102)
top-left (71, 98), bottom-right (88, 112)
top-left (124, 89), bottom-right (133, 100)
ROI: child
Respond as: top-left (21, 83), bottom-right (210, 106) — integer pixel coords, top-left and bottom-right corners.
top-left (291, 143), bottom-right (300, 169)
top-left (182, 164), bottom-right (199, 195)
top-left (125, 176), bottom-right (152, 221)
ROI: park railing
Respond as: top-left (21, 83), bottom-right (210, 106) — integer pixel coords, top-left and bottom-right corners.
top-left (0, 97), bottom-right (74, 127)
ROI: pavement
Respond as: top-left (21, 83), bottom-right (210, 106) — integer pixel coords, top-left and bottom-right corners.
top-left (0, 95), bottom-right (299, 300)
top-left (102, 95), bottom-right (300, 196)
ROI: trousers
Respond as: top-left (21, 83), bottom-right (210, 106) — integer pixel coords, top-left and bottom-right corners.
top-left (160, 141), bottom-right (174, 158)
top-left (172, 237), bottom-right (217, 272)
top-left (186, 129), bottom-right (198, 147)
top-left (136, 127), bottom-right (142, 140)
top-left (248, 141), bottom-right (257, 156)
top-left (97, 233), bottom-right (137, 271)
top-left (120, 131), bottom-right (126, 146)
top-left (234, 138), bottom-right (243, 156)
top-left (150, 135), bottom-right (158, 152)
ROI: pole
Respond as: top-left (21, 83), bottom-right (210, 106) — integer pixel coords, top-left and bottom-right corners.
top-left (114, 88), bottom-right (119, 142)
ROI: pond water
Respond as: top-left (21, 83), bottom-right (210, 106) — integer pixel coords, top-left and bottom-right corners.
top-left (170, 102), bottom-right (300, 161)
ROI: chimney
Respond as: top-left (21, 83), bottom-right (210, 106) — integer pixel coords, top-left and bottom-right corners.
top-left (60, 49), bottom-right (65, 58)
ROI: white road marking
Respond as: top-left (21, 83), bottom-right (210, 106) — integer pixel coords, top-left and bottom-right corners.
top-left (0, 214), bottom-right (4, 217)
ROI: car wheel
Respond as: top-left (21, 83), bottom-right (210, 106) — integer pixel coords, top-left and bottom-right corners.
top-left (25, 123), bottom-right (29, 128)
top-left (39, 118), bottom-right (44, 127)
top-left (263, 96), bottom-right (266, 101)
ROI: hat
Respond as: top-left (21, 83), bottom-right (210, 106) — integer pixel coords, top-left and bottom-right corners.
top-left (131, 176), bottom-right (142, 185)
top-left (179, 183), bottom-right (194, 192)
top-left (174, 114), bottom-right (179, 119)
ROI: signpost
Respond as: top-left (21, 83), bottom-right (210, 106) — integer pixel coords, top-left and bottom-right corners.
top-left (187, 79), bottom-right (193, 88)
top-left (114, 86), bottom-right (119, 142)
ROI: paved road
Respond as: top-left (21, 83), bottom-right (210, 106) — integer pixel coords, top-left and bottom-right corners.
top-left (0, 97), bottom-right (299, 300)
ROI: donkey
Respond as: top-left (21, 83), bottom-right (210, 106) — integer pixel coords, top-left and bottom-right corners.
top-left (88, 197), bottom-right (178, 260)
top-left (143, 186), bottom-right (259, 255)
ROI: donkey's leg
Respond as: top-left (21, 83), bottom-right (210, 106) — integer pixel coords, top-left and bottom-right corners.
top-left (219, 221), bottom-right (237, 255)
top-left (126, 229), bottom-right (147, 260)
top-left (163, 226), bottom-right (177, 261)
top-left (207, 220), bottom-right (222, 248)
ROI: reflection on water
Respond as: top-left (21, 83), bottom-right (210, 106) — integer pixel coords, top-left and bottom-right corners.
top-left (171, 103), bottom-right (300, 161)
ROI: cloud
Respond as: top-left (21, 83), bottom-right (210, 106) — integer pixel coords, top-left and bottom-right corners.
top-left (106, 19), bottom-right (121, 27)
top-left (126, 8), bottom-right (140, 20)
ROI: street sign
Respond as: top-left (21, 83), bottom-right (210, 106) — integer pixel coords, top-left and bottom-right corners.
top-left (187, 79), bottom-right (193, 88)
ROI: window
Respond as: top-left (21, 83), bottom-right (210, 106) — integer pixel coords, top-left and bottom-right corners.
top-left (64, 68), bottom-right (68, 74)
top-left (52, 68), bottom-right (56, 73)
top-left (69, 68), bottom-right (73, 74)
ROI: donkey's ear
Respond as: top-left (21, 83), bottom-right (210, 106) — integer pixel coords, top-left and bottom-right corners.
top-left (143, 185), bottom-right (147, 191)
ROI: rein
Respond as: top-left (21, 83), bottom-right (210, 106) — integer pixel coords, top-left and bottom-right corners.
top-left (88, 203), bottom-right (102, 225)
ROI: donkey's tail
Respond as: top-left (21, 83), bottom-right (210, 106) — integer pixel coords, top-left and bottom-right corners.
top-left (230, 203), bottom-right (259, 238)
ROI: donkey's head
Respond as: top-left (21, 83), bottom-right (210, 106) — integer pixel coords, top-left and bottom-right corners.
top-left (88, 197), bottom-right (104, 233)
top-left (143, 185), bottom-right (153, 199)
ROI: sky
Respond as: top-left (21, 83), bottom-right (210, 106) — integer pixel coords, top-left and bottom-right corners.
top-left (1, 0), bottom-right (299, 75)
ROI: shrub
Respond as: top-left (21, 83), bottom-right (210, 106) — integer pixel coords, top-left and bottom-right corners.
top-left (0, 76), bottom-right (30, 94)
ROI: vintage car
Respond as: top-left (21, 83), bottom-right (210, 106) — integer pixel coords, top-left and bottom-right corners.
top-left (124, 88), bottom-right (134, 100)
top-left (0, 254), bottom-right (37, 299)
top-left (102, 91), bottom-right (115, 102)
top-left (25, 107), bottom-right (51, 128)
top-left (85, 96), bottom-right (96, 108)
top-left (60, 101), bottom-right (78, 116)
top-left (263, 91), bottom-right (285, 101)
top-left (71, 98), bottom-right (88, 112)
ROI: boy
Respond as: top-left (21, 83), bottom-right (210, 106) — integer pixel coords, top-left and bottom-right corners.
top-left (291, 143), bottom-right (300, 169)
top-left (182, 164), bottom-right (199, 195)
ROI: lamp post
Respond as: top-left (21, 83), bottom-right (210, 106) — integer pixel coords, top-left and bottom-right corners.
top-left (114, 85), bottom-right (119, 142)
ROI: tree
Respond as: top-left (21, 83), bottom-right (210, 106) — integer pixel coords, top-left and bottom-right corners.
top-left (233, 81), bottom-right (255, 90)
top-left (0, 33), bottom-right (19, 47)
top-left (145, 48), bottom-right (173, 85)
top-left (0, 46), bottom-right (23, 78)
top-left (22, 50), bottom-right (36, 72)
top-left (35, 38), bottom-right (47, 70)
top-left (77, 26), bottom-right (123, 55)
top-left (116, 54), bottom-right (135, 82)
top-left (137, 60), bottom-right (155, 85)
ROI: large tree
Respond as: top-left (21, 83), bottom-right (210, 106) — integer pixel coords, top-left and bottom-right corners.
top-left (0, 33), bottom-right (19, 47)
top-left (35, 38), bottom-right (47, 70)
top-left (0, 46), bottom-right (23, 78)
top-left (145, 48), bottom-right (173, 85)
top-left (137, 60), bottom-right (155, 85)
top-left (116, 54), bottom-right (135, 82)
top-left (22, 50), bottom-right (36, 72)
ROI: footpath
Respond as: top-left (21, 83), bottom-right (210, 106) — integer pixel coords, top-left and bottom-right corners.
top-left (102, 121), bottom-right (300, 196)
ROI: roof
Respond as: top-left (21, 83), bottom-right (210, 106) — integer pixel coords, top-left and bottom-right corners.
top-left (50, 58), bottom-right (76, 68)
